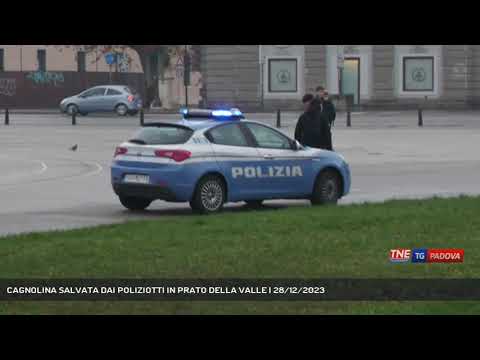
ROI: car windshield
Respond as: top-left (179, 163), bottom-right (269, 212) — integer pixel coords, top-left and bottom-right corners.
top-left (129, 126), bottom-right (194, 145)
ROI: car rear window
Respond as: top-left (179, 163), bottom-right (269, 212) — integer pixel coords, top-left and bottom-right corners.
top-left (129, 126), bottom-right (194, 145)
top-left (107, 88), bottom-right (122, 96)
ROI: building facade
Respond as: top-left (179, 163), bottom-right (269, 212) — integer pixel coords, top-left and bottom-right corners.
top-left (0, 45), bottom-right (202, 108)
top-left (201, 45), bottom-right (478, 111)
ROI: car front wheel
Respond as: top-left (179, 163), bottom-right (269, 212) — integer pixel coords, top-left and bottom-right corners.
top-left (311, 169), bottom-right (341, 206)
top-left (67, 104), bottom-right (78, 115)
top-left (119, 196), bottom-right (152, 211)
top-left (190, 175), bottom-right (226, 214)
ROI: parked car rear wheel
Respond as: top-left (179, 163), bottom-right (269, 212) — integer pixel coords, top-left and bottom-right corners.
top-left (119, 196), bottom-right (152, 211)
top-left (190, 175), bottom-right (226, 214)
top-left (116, 104), bottom-right (129, 116)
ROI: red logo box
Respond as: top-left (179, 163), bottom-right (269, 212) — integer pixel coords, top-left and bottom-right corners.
top-left (389, 249), bottom-right (411, 262)
top-left (427, 249), bottom-right (464, 263)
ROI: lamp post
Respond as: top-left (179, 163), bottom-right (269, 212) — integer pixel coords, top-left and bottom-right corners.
top-left (184, 45), bottom-right (191, 108)
top-left (337, 45), bottom-right (345, 98)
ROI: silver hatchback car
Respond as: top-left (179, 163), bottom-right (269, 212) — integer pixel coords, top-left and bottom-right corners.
top-left (60, 85), bottom-right (143, 116)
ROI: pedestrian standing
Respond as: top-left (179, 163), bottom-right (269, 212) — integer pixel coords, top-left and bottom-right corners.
top-left (315, 86), bottom-right (336, 128)
top-left (295, 94), bottom-right (333, 151)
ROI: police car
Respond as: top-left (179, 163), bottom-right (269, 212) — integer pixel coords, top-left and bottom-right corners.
top-left (111, 108), bottom-right (351, 213)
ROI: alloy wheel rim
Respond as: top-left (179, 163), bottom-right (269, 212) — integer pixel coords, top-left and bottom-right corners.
top-left (322, 178), bottom-right (338, 200)
top-left (118, 105), bottom-right (127, 115)
top-left (201, 181), bottom-right (223, 211)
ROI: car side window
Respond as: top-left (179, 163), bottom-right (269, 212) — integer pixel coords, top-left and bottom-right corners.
top-left (245, 123), bottom-right (292, 150)
top-left (83, 88), bottom-right (106, 98)
top-left (207, 124), bottom-right (249, 147)
top-left (92, 88), bottom-right (106, 97)
top-left (106, 88), bottom-right (122, 96)
top-left (81, 89), bottom-right (96, 98)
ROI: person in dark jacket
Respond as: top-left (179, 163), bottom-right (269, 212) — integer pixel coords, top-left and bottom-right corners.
top-left (322, 91), bottom-right (336, 127)
top-left (314, 86), bottom-right (337, 128)
top-left (295, 94), bottom-right (333, 150)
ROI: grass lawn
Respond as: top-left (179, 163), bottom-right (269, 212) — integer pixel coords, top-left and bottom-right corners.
top-left (1, 196), bottom-right (480, 315)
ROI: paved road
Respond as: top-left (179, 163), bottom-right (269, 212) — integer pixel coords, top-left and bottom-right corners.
top-left (1, 111), bottom-right (479, 237)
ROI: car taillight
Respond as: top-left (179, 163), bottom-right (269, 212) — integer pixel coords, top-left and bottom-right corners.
top-left (114, 147), bottom-right (128, 157)
top-left (127, 95), bottom-right (134, 103)
top-left (155, 149), bottom-right (191, 162)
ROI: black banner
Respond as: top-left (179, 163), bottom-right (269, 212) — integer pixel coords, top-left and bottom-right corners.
top-left (0, 279), bottom-right (479, 301)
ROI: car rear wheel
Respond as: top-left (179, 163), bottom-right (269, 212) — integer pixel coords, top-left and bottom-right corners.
top-left (119, 196), bottom-right (152, 211)
top-left (116, 104), bottom-right (128, 116)
top-left (67, 104), bottom-right (78, 115)
top-left (311, 169), bottom-right (341, 206)
top-left (190, 175), bottom-right (226, 214)
top-left (245, 200), bottom-right (264, 209)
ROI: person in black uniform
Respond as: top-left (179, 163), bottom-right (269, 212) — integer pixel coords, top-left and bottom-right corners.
top-left (314, 86), bottom-right (336, 128)
top-left (295, 94), bottom-right (333, 150)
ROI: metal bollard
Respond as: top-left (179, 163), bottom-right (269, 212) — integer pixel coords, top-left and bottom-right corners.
top-left (347, 111), bottom-right (351, 127)
top-left (72, 111), bottom-right (76, 126)
top-left (140, 108), bottom-right (144, 126)
top-left (276, 109), bottom-right (281, 128)
top-left (5, 108), bottom-right (9, 126)
top-left (418, 108), bottom-right (423, 127)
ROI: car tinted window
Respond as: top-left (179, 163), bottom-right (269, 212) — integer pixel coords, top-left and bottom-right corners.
top-left (83, 88), bottom-right (106, 97)
top-left (207, 124), bottom-right (249, 147)
top-left (124, 87), bottom-right (134, 94)
top-left (81, 89), bottom-right (96, 97)
top-left (129, 126), bottom-right (194, 145)
top-left (92, 88), bottom-right (106, 96)
top-left (106, 88), bottom-right (122, 96)
top-left (245, 123), bottom-right (291, 149)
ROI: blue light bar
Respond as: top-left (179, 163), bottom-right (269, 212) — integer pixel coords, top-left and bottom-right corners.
top-left (212, 110), bottom-right (233, 117)
top-left (231, 108), bottom-right (242, 116)
top-left (181, 108), bottom-right (244, 120)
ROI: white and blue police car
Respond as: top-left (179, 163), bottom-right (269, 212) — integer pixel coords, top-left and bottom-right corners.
top-left (111, 108), bottom-right (351, 213)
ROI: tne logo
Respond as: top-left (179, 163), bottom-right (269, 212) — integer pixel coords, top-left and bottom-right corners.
top-left (389, 249), bottom-right (411, 263)
top-left (390, 248), bottom-right (465, 263)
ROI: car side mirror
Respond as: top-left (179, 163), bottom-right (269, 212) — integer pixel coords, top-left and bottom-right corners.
top-left (291, 140), bottom-right (304, 151)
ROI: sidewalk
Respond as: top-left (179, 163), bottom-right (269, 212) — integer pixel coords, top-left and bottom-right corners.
top-left (2, 107), bottom-right (479, 115)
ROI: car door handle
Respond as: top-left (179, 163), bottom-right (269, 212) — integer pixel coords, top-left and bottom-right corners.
top-left (263, 154), bottom-right (275, 160)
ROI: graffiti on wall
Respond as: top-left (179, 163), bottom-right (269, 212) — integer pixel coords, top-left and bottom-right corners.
top-left (26, 71), bottom-right (65, 87)
top-left (0, 79), bottom-right (16, 96)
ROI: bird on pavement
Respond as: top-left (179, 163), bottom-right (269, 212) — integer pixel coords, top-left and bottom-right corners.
top-left (70, 144), bottom-right (78, 152)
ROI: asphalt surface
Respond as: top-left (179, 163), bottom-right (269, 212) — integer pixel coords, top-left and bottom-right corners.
top-left (1, 110), bottom-right (480, 237)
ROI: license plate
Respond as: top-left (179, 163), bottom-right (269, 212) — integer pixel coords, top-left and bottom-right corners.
top-left (124, 174), bottom-right (150, 184)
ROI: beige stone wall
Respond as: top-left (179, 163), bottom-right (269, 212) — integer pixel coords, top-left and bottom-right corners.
top-left (159, 52), bottom-right (203, 108)
top-left (0, 45), bottom-right (202, 108)
top-left (0, 45), bottom-right (143, 73)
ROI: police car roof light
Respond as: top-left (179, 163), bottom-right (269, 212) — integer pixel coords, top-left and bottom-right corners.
top-left (212, 110), bottom-right (233, 117)
top-left (181, 108), bottom-right (244, 120)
